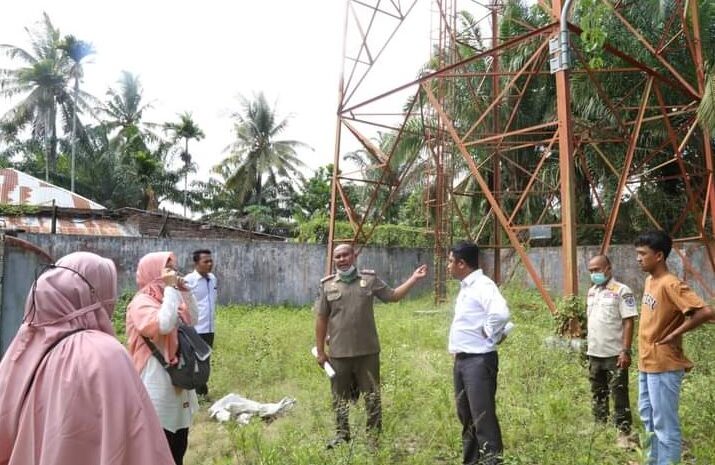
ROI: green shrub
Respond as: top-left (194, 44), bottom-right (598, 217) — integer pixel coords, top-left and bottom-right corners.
top-left (296, 214), bottom-right (432, 247)
top-left (112, 289), bottom-right (134, 341)
top-left (553, 294), bottom-right (587, 337)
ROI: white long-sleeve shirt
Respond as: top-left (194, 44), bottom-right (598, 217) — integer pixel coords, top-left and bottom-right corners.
top-left (448, 269), bottom-right (511, 354)
top-left (141, 287), bottom-right (199, 432)
top-left (184, 271), bottom-right (218, 334)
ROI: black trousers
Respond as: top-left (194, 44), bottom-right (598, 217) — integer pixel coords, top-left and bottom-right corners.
top-left (196, 332), bottom-right (214, 396)
top-left (164, 428), bottom-right (189, 465)
top-left (330, 354), bottom-right (381, 440)
top-left (454, 352), bottom-right (503, 465)
top-left (588, 355), bottom-right (632, 433)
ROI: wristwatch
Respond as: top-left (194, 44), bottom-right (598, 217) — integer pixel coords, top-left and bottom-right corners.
top-left (620, 348), bottom-right (632, 355)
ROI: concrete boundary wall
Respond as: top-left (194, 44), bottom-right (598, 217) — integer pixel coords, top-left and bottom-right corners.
top-left (16, 233), bottom-right (715, 305)
top-left (479, 242), bottom-right (715, 299)
top-left (19, 233), bottom-right (434, 306)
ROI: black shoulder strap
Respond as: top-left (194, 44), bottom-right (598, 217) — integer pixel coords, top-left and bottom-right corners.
top-left (22, 328), bottom-right (85, 405)
top-left (142, 336), bottom-right (171, 369)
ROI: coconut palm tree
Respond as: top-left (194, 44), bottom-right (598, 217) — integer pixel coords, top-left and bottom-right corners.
top-left (214, 92), bottom-right (310, 209)
top-left (0, 13), bottom-right (77, 180)
top-left (97, 71), bottom-right (156, 143)
top-left (96, 72), bottom-right (180, 211)
top-left (164, 112), bottom-right (205, 216)
top-left (58, 34), bottom-right (94, 192)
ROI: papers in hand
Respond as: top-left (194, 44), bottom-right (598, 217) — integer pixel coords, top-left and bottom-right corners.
top-left (311, 347), bottom-right (336, 378)
top-left (489, 321), bottom-right (515, 345)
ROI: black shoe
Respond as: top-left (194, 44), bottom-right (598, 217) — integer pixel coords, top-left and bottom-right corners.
top-left (326, 436), bottom-right (350, 450)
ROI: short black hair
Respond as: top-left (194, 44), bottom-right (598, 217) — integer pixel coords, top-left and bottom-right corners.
top-left (192, 249), bottom-right (212, 263)
top-left (590, 254), bottom-right (611, 266)
top-left (450, 241), bottom-right (479, 269)
top-left (634, 230), bottom-right (672, 259)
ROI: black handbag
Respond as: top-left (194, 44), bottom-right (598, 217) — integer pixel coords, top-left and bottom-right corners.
top-left (143, 323), bottom-right (211, 390)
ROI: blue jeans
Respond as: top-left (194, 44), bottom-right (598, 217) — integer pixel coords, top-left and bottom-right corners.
top-left (639, 370), bottom-right (684, 465)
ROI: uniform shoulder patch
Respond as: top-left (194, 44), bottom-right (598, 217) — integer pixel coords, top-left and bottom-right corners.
top-left (622, 293), bottom-right (636, 307)
top-left (360, 269), bottom-right (376, 275)
top-left (320, 274), bottom-right (336, 283)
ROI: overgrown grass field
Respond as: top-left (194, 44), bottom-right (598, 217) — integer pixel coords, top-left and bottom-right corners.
top-left (183, 287), bottom-right (715, 465)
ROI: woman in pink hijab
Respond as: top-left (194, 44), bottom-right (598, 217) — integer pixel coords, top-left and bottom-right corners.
top-left (126, 251), bottom-right (198, 465)
top-left (0, 251), bottom-right (174, 465)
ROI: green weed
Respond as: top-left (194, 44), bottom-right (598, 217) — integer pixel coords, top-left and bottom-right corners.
top-left (184, 289), bottom-right (715, 465)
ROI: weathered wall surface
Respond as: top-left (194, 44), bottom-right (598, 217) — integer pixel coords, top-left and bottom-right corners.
top-left (19, 234), bottom-right (435, 305)
top-left (480, 242), bottom-right (715, 299)
top-left (15, 233), bottom-right (715, 306)
top-left (1, 236), bottom-right (52, 356)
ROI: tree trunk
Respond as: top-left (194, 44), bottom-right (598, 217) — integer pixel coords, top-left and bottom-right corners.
top-left (183, 138), bottom-right (189, 217)
top-left (255, 174), bottom-right (262, 206)
top-left (49, 104), bottom-right (58, 176)
top-left (70, 78), bottom-right (80, 192)
top-left (44, 110), bottom-right (51, 181)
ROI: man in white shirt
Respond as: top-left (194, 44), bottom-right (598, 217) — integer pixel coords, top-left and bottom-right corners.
top-left (586, 254), bottom-right (637, 448)
top-left (447, 241), bottom-right (510, 465)
top-left (184, 249), bottom-right (218, 397)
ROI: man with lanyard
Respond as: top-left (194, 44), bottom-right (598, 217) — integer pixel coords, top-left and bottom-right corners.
top-left (447, 241), bottom-right (511, 465)
top-left (184, 249), bottom-right (218, 398)
top-left (585, 254), bottom-right (638, 448)
top-left (314, 243), bottom-right (427, 449)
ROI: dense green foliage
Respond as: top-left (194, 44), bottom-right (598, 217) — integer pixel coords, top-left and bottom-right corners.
top-left (296, 214), bottom-right (433, 247)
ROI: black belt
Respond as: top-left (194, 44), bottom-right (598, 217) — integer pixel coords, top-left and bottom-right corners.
top-left (455, 351), bottom-right (495, 360)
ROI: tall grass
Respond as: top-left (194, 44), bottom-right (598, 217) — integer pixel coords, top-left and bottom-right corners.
top-left (185, 287), bottom-right (715, 465)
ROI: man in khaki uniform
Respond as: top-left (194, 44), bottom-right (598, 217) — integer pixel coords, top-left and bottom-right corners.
top-left (314, 244), bottom-right (427, 448)
top-left (585, 254), bottom-right (637, 448)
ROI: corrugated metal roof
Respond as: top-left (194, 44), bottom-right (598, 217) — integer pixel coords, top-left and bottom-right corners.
top-left (0, 215), bottom-right (138, 236)
top-left (0, 168), bottom-right (106, 210)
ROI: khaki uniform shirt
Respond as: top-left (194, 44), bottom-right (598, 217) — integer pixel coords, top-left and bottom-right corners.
top-left (586, 278), bottom-right (638, 357)
top-left (314, 271), bottom-right (395, 358)
top-left (638, 273), bottom-right (705, 373)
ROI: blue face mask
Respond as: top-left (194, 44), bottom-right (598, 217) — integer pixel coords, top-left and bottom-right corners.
top-left (590, 272), bottom-right (608, 286)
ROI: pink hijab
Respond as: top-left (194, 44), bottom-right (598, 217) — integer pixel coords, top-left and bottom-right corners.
top-left (126, 251), bottom-right (191, 374)
top-left (0, 251), bottom-right (174, 465)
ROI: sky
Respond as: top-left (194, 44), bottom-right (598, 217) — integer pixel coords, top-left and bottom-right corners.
top-left (0, 0), bottom-right (440, 193)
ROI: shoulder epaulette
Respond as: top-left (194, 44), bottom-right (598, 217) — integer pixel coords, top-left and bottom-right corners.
top-left (321, 274), bottom-right (336, 283)
top-left (361, 269), bottom-right (376, 275)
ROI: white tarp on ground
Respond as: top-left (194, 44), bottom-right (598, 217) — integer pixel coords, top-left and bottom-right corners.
top-left (208, 393), bottom-right (296, 425)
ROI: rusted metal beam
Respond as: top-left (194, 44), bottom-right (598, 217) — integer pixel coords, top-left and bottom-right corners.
top-left (465, 121), bottom-right (558, 147)
top-left (327, 0), bottom-right (352, 273)
top-left (351, 88), bottom-right (421, 246)
top-left (572, 48), bottom-right (627, 132)
top-left (601, 0), bottom-right (699, 99)
top-left (688, 0), bottom-right (715, 237)
top-left (341, 22), bottom-right (556, 114)
top-left (492, 0), bottom-right (502, 284)
top-left (342, 0), bottom-right (420, 107)
top-left (552, 0), bottom-right (578, 296)
top-left (424, 82), bottom-right (558, 313)
top-left (462, 38), bottom-right (550, 143)
top-left (601, 78), bottom-right (654, 253)
top-left (508, 133), bottom-right (559, 224)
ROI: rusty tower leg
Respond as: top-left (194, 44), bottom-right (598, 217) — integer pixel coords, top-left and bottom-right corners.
top-left (553, 0), bottom-right (578, 296)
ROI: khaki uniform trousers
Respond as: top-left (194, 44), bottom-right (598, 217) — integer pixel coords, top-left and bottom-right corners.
top-left (330, 353), bottom-right (381, 439)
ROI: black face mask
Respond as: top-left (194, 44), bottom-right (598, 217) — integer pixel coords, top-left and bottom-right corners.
top-left (25, 263), bottom-right (98, 326)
